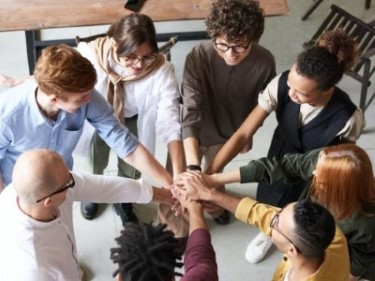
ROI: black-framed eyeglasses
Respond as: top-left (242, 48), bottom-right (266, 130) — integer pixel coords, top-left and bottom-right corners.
top-left (124, 54), bottom-right (157, 66)
top-left (270, 212), bottom-right (302, 254)
top-left (36, 173), bottom-right (75, 203)
top-left (213, 39), bottom-right (251, 53)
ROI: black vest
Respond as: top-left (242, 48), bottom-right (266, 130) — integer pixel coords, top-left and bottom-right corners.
top-left (257, 71), bottom-right (357, 206)
top-left (268, 70), bottom-right (357, 157)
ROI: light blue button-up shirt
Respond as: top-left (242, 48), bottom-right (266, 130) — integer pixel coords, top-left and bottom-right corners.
top-left (0, 79), bottom-right (139, 185)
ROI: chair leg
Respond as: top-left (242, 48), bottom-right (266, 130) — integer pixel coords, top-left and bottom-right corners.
top-left (301, 0), bottom-right (325, 21)
top-left (359, 61), bottom-right (371, 112)
top-left (365, 0), bottom-right (371, 9)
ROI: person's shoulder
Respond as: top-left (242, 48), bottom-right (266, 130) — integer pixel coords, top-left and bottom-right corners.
top-left (251, 44), bottom-right (275, 62)
top-left (0, 79), bottom-right (36, 115)
top-left (187, 41), bottom-right (214, 59)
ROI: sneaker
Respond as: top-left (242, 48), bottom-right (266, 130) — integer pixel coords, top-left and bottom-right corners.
top-left (245, 232), bottom-right (273, 264)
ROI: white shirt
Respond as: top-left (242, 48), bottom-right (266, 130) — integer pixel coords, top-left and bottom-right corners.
top-left (75, 42), bottom-right (182, 155)
top-left (0, 172), bottom-right (153, 281)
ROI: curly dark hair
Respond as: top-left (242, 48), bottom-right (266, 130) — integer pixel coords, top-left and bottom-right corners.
top-left (292, 199), bottom-right (335, 258)
top-left (205, 0), bottom-right (264, 43)
top-left (110, 222), bottom-right (183, 281)
top-left (298, 29), bottom-right (359, 91)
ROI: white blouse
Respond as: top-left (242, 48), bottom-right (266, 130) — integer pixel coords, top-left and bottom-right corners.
top-left (75, 42), bottom-right (182, 155)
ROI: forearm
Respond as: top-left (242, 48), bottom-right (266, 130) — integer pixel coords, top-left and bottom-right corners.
top-left (204, 189), bottom-right (241, 215)
top-left (167, 140), bottom-right (185, 177)
top-left (152, 187), bottom-right (174, 205)
top-left (183, 137), bottom-right (201, 165)
top-left (208, 169), bottom-right (241, 187)
top-left (187, 203), bottom-right (208, 234)
top-left (123, 144), bottom-right (173, 187)
top-left (207, 106), bottom-right (269, 173)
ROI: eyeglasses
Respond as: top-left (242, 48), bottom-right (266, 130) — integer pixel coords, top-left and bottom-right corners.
top-left (36, 173), bottom-right (75, 203)
top-left (270, 212), bottom-right (302, 254)
top-left (213, 39), bottom-right (251, 53)
top-left (123, 54), bottom-right (157, 66)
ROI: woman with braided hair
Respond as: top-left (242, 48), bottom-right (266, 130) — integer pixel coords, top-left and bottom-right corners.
top-left (111, 190), bottom-right (218, 281)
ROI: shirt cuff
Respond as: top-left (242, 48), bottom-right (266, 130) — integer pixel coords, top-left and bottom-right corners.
top-left (235, 197), bottom-right (258, 223)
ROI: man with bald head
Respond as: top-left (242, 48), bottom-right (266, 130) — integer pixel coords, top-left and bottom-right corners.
top-left (0, 149), bottom-right (173, 281)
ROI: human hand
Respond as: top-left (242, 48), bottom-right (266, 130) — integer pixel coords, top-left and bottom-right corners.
top-left (174, 171), bottom-right (212, 202)
top-left (0, 74), bottom-right (27, 87)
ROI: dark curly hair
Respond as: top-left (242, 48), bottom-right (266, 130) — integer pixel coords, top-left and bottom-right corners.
top-left (292, 199), bottom-right (335, 258)
top-left (205, 0), bottom-right (264, 43)
top-left (110, 222), bottom-right (183, 281)
top-left (298, 29), bottom-right (359, 91)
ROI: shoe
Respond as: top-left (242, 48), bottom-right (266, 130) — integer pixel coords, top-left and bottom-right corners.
top-left (245, 232), bottom-right (273, 264)
top-left (80, 202), bottom-right (99, 220)
top-left (213, 209), bottom-right (231, 225)
top-left (113, 203), bottom-right (139, 226)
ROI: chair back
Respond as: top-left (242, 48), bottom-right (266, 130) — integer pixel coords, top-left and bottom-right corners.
top-left (304, 4), bottom-right (375, 111)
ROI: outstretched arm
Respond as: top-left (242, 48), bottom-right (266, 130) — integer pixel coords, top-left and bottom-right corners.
top-left (206, 105), bottom-right (270, 174)
top-left (0, 74), bottom-right (30, 87)
top-left (167, 140), bottom-right (185, 177)
top-left (124, 144), bottom-right (173, 187)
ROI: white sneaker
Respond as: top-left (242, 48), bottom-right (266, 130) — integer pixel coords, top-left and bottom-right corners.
top-left (245, 232), bottom-right (273, 264)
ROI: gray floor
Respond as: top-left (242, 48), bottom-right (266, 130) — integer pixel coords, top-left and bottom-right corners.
top-left (0, 0), bottom-right (374, 280)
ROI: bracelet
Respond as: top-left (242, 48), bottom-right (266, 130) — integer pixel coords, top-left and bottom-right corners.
top-left (186, 164), bottom-right (202, 171)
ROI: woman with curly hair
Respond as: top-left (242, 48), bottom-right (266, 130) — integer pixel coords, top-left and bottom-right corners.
top-left (206, 29), bottom-right (365, 263)
top-left (181, 0), bottom-right (276, 225)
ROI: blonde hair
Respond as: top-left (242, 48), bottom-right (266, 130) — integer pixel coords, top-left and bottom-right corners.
top-left (34, 44), bottom-right (97, 96)
top-left (311, 144), bottom-right (375, 219)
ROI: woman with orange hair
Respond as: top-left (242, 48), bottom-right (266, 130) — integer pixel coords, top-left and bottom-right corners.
top-left (178, 143), bottom-right (375, 280)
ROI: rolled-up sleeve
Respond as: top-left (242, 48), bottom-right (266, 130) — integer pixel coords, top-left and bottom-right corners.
top-left (155, 62), bottom-right (182, 145)
top-left (86, 90), bottom-right (139, 158)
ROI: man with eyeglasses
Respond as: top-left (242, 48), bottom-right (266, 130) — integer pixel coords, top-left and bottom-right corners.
top-left (180, 0), bottom-right (275, 226)
top-left (0, 149), bottom-right (174, 281)
top-left (174, 172), bottom-right (350, 281)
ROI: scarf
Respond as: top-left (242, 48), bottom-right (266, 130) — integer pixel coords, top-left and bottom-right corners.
top-left (89, 36), bottom-right (164, 123)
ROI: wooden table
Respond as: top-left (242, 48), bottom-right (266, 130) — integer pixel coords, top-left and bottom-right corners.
top-left (0, 0), bottom-right (289, 73)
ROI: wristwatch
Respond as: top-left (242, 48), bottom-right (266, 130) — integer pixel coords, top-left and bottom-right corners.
top-left (186, 164), bottom-right (202, 171)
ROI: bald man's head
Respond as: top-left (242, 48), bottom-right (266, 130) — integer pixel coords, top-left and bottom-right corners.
top-left (12, 149), bottom-right (69, 204)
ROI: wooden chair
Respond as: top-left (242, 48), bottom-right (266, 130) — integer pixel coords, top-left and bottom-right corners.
top-left (301, 0), bottom-right (371, 21)
top-left (304, 4), bottom-right (375, 112)
top-left (75, 33), bottom-right (179, 61)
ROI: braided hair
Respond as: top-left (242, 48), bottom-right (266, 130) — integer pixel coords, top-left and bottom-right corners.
top-left (110, 222), bottom-right (183, 281)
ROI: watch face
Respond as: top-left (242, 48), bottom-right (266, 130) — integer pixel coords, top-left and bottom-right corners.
top-left (124, 0), bottom-right (146, 12)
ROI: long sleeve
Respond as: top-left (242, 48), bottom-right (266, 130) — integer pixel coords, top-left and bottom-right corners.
top-left (181, 47), bottom-right (202, 140)
top-left (155, 62), bottom-right (182, 145)
top-left (239, 148), bottom-right (321, 185)
top-left (182, 228), bottom-right (218, 281)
